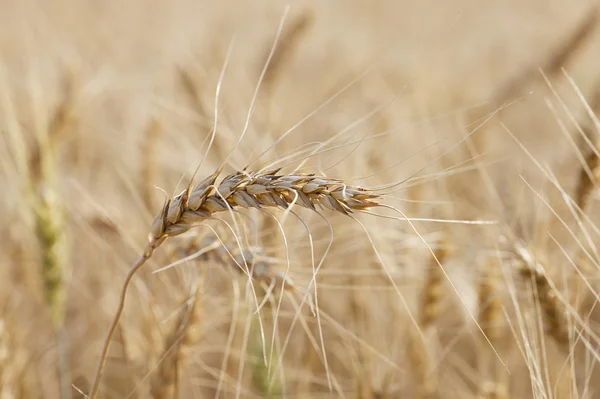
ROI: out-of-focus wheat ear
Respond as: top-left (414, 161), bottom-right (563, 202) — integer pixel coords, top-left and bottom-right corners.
top-left (477, 257), bottom-right (508, 398)
top-left (491, 4), bottom-right (598, 107)
top-left (28, 69), bottom-right (77, 399)
top-left (140, 118), bottom-right (162, 212)
top-left (178, 65), bottom-right (206, 113)
top-left (419, 241), bottom-right (450, 331)
top-left (478, 258), bottom-right (503, 344)
top-left (575, 137), bottom-right (600, 211)
top-left (151, 281), bottom-right (203, 399)
top-left (261, 10), bottom-right (313, 95)
top-left (406, 327), bottom-right (438, 399)
top-left (413, 240), bottom-right (450, 398)
top-left (30, 67), bottom-right (78, 326)
top-left (517, 258), bottom-right (570, 352)
top-left (34, 189), bottom-right (68, 327)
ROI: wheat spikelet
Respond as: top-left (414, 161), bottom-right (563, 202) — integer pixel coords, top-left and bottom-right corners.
top-left (419, 241), bottom-right (450, 331)
top-left (89, 168), bottom-right (381, 398)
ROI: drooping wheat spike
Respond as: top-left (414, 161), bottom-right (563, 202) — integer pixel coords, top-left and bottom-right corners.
top-left (89, 168), bottom-right (382, 398)
top-left (575, 138), bottom-right (600, 211)
top-left (149, 169), bottom-right (381, 242)
top-left (515, 251), bottom-right (569, 351)
top-left (151, 282), bottom-right (203, 399)
top-left (419, 241), bottom-right (450, 331)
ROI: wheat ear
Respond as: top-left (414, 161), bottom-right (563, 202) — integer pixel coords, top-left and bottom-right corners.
top-left (88, 168), bottom-right (381, 398)
top-left (28, 69), bottom-right (78, 399)
top-left (516, 257), bottom-right (569, 351)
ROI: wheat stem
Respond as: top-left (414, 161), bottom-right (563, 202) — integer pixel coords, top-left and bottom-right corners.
top-left (88, 242), bottom-right (158, 399)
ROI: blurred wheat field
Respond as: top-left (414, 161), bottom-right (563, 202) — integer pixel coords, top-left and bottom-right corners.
top-left (3, 0), bottom-right (600, 398)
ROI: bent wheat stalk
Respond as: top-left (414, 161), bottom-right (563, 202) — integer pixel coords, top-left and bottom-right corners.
top-left (88, 167), bottom-right (382, 398)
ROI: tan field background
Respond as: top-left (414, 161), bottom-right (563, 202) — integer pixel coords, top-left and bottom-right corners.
top-left (2, 0), bottom-right (600, 398)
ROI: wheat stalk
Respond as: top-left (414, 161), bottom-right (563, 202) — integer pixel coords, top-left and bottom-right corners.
top-left (88, 167), bottom-right (382, 398)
